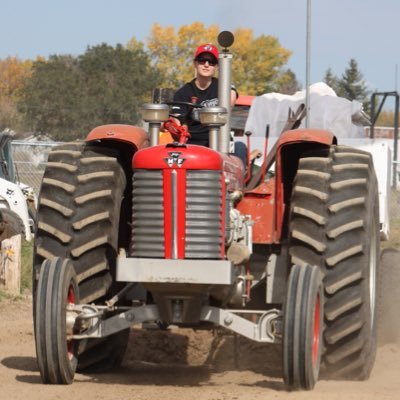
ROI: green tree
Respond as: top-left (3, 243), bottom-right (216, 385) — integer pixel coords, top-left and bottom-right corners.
top-left (141, 23), bottom-right (293, 95)
top-left (77, 43), bottom-right (159, 135)
top-left (18, 44), bottom-right (159, 140)
top-left (322, 61), bottom-right (370, 112)
top-left (18, 55), bottom-right (81, 140)
top-left (336, 59), bottom-right (370, 111)
top-left (323, 67), bottom-right (339, 93)
top-left (274, 68), bottom-right (301, 94)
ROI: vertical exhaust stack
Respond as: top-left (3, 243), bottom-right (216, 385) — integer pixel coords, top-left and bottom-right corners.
top-left (217, 31), bottom-right (234, 154)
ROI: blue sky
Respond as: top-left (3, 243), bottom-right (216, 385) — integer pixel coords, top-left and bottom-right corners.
top-left (2, 0), bottom-right (399, 96)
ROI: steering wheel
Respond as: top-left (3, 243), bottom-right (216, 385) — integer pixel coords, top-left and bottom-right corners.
top-left (167, 101), bottom-right (203, 109)
top-left (167, 101), bottom-right (203, 124)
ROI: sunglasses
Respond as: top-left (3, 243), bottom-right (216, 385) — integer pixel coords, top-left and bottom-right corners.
top-left (196, 57), bottom-right (218, 66)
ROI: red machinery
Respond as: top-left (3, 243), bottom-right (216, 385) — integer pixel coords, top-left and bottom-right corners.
top-left (33, 32), bottom-right (379, 390)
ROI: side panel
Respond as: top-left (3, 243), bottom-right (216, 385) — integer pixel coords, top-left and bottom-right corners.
top-left (236, 180), bottom-right (275, 243)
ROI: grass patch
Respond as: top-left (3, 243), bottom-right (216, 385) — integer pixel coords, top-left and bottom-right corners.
top-left (0, 288), bottom-right (13, 301)
top-left (0, 238), bottom-right (33, 302)
top-left (21, 239), bottom-right (33, 293)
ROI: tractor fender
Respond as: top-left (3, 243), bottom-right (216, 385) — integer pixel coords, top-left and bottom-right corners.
top-left (274, 128), bottom-right (337, 240)
top-left (238, 129), bottom-right (336, 244)
top-left (277, 128), bottom-right (336, 148)
top-left (275, 128), bottom-right (337, 187)
top-left (86, 124), bottom-right (149, 151)
top-left (86, 125), bottom-right (150, 219)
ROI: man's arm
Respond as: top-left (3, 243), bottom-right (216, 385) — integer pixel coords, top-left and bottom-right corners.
top-left (230, 84), bottom-right (239, 107)
top-left (231, 89), bottom-right (238, 107)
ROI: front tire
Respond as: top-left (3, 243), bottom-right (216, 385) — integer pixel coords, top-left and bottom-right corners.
top-left (35, 258), bottom-right (79, 384)
top-left (283, 264), bottom-right (323, 390)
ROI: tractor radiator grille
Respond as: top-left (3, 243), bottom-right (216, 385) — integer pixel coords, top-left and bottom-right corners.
top-left (185, 170), bottom-right (223, 259)
top-left (131, 170), bottom-right (164, 257)
top-left (130, 169), bottom-right (223, 259)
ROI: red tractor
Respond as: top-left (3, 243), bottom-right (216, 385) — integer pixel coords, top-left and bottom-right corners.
top-left (32, 32), bottom-right (379, 390)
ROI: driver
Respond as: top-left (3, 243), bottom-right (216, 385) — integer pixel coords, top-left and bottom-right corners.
top-left (172, 43), bottom-right (239, 148)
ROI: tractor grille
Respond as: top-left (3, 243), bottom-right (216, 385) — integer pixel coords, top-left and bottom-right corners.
top-left (130, 169), bottom-right (223, 259)
top-left (131, 170), bottom-right (165, 257)
top-left (185, 171), bottom-right (223, 258)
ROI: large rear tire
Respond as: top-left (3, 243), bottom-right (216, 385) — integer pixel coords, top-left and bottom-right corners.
top-left (289, 145), bottom-right (380, 379)
top-left (35, 258), bottom-right (79, 384)
top-left (33, 142), bottom-right (130, 372)
top-left (283, 264), bottom-right (323, 390)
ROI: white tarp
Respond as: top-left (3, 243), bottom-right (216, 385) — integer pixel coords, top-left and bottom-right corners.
top-left (244, 82), bottom-right (366, 138)
top-left (241, 82), bottom-right (391, 240)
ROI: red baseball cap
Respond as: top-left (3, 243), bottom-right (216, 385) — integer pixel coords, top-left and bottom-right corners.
top-left (194, 44), bottom-right (219, 61)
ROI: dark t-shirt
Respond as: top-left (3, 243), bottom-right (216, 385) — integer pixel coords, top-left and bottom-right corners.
top-left (172, 78), bottom-right (219, 146)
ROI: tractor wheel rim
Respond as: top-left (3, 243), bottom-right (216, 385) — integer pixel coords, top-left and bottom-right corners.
top-left (67, 285), bottom-right (75, 361)
top-left (312, 294), bottom-right (321, 366)
top-left (369, 223), bottom-right (377, 330)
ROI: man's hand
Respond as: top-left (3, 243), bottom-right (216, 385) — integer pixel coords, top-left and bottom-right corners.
top-left (162, 117), bottom-right (191, 144)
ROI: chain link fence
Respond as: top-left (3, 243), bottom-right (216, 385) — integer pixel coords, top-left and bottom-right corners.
top-left (12, 141), bottom-right (60, 197)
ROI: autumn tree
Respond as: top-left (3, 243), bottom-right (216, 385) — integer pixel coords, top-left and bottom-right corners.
top-left (231, 28), bottom-right (292, 94)
top-left (134, 22), bottom-right (219, 89)
top-left (140, 23), bottom-right (293, 95)
top-left (0, 57), bottom-right (32, 130)
top-left (375, 110), bottom-right (399, 127)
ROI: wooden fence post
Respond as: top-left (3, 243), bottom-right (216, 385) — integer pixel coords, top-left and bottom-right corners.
top-left (0, 234), bottom-right (22, 295)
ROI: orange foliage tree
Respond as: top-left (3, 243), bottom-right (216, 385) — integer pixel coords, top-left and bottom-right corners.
top-left (128, 22), bottom-right (295, 95)
top-left (0, 57), bottom-right (33, 130)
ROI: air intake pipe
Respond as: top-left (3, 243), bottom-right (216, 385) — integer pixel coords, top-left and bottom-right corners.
top-left (140, 103), bottom-right (169, 146)
top-left (198, 107), bottom-right (228, 151)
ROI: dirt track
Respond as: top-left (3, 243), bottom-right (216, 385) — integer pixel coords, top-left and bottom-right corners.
top-left (1, 250), bottom-right (400, 400)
